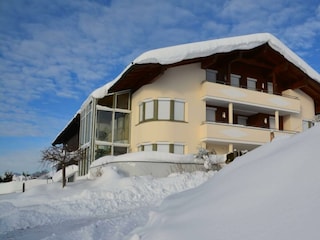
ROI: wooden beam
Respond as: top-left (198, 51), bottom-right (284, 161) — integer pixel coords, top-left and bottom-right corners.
top-left (273, 62), bottom-right (289, 74)
top-left (201, 55), bottom-right (217, 69)
top-left (291, 78), bottom-right (308, 89)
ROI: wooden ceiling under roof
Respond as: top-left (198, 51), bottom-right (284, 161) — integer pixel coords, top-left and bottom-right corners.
top-left (109, 43), bottom-right (320, 114)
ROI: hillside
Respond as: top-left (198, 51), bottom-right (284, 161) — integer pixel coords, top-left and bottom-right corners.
top-left (130, 124), bottom-right (320, 240)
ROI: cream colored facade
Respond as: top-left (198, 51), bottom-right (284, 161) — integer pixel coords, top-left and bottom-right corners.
top-left (131, 63), bottom-right (315, 155)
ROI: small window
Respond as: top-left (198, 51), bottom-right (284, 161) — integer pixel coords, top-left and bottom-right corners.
top-left (97, 95), bottom-right (114, 108)
top-left (174, 101), bottom-right (185, 121)
top-left (174, 144), bottom-right (184, 154)
top-left (206, 69), bottom-right (217, 83)
top-left (113, 146), bottom-right (128, 155)
top-left (206, 107), bottom-right (216, 122)
top-left (139, 103), bottom-right (144, 122)
top-left (247, 77), bottom-right (257, 91)
top-left (269, 116), bottom-right (275, 129)
top-left (157, 144), bottom-right (170, 153)
top-left (237, 116), bottom-right (247, 126)
top-left (267, 82), bottom-right (273, 94)
top-left (230, 74), bottom-right (240, 87)
top-left (116, 92), bottom-right (130, 109)
top-left (144, 144), bottom-right (153, 152)
top-left (302, 120), bottom-right (314, 131)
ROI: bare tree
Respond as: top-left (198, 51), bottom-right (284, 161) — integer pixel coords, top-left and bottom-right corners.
top-left (41, 144), bottom-right (82, 188)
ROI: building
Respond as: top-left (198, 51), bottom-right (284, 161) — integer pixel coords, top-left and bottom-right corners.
top-left (53, 33), bottom-right (320, 176)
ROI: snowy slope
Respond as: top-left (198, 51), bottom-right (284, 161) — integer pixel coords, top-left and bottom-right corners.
top-left (129, 125), bottom-right (320, 240)
top-left (0, 169), bottom-right (213, 240)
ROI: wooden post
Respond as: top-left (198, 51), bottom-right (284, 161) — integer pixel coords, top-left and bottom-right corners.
top-left (22, 182), bottom-right (25, 192)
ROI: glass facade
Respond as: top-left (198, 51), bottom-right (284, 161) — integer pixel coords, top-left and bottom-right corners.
top-left (79, 91), bottom-right (130, 175)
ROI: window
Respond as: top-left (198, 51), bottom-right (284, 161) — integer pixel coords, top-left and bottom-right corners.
top-left (247, 77), bottom-right (257, 90)
top-left (157, 144), bottom-right (170, 153)
top-left (114, 112), bottom-right (129, 143)
top-left (302, 120), bottom-right (314, 131)
top-left (96, 110), bottom-right (112, 142)
top-left (97, 95), bottom-right (114, 108)
top-left (144, 144), bottom-right (153, 152)
top-left (267, 82), bottom-right (273, 94)
top-left (174, 100), bottom-right (185, 121)
top-left (206, 69), bottom-right (217, 83)
top-left (158, 99), bottom-right (171, 120)
top-left (237, 116), bottom-right (247, 126)
top-left (139, 143), bottom-right (185, 154)
top-left (80, 102), bottom-right (93, 145)
top-left (206, 107), bottom-right (216, 122)
top-left (95, 145), bottom-right (111, 160)
top-left (174, 144), bottom-right (184, 154)
top-left (113, 146), bottom-right (128, 155)
top-left (145, 100), bottom-right (154, 120)
top-left (116, 92), bottom-right (130, 109)
top-left (139, 99), bottom-right (185, 122)
top-left (269, 116), bottom-right (275, 129)
top-left (230, 74), bottom-right (240, 87)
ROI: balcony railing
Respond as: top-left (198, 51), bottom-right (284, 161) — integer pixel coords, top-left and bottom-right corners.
top-left (201, 81), bottom-right (300, 114)
top-left (200, 121), bottom-right (296, 145)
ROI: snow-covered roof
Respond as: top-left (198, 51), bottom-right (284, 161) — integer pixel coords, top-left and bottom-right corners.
top-left (132, 33), bottom-right (319, 82)
top-left (88, 32), bottom-right (320, 106)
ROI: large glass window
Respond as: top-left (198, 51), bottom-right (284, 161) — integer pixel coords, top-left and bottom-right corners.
top-left (174, 100), bottom-right (185, 121)
top-left (80, 101), bottom-right (92, 145)
top-left (96, 110), bottom-right (112, 142)
top-left (114, 112), bottom-right (129, 143)
top-left (158, 99), bottom-right (171, 120)
top-left (139, 99), bottom-right (185, 123)
top-left (145, 100), bottom-right (154, 120)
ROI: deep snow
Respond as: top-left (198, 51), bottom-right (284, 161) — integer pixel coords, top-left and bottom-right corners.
top-left (129, 125), bottom-right (320, 240)
top-left (1, 125), bottom-right (320, 240)
top-left (0, 167), bottom-right (214, 240)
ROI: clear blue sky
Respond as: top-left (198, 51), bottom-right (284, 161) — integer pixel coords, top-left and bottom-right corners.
top-left (1, 0), bottom-right (320, 175)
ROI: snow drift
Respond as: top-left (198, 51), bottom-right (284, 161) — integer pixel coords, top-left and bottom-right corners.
top-left (130, 125), bottom-right (320, 240)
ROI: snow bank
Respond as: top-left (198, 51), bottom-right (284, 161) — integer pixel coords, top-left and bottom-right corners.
top-left (130, 125), bottom-right (320, 240)
top-left (90, 152), bottom-right (222, 178)
top-left (91, 152), bottom-right (196, 167)
top-left (0, 167), bottom-right (214, 239)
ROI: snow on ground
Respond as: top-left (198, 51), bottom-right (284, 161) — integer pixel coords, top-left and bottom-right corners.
top-left (1, 125), bottom-right (320, 240)
top-left (129, 125), bottom-right (320, 240)
top-left (0, 167), bottom-right (214, 240)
